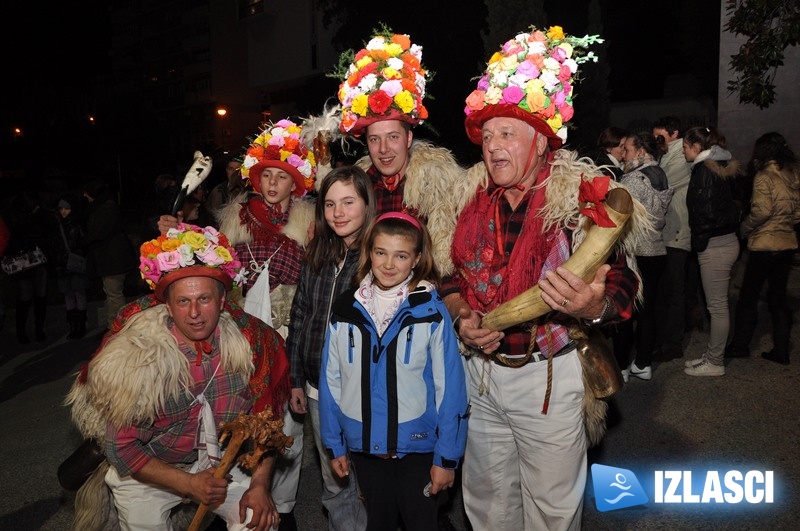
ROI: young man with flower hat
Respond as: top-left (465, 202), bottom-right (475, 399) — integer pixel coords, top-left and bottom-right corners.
top-left (160, 119), bottom-right (317, 530)
top-left (442, 26), bottom-right (642, 530)
top-left (66, 223), bottom-right (293, 530)
top-left (334, 27), bottom-right (465, 276)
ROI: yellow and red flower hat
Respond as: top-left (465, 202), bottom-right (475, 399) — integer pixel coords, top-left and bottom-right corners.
top-left (335, 28), bottom-right (430, 136)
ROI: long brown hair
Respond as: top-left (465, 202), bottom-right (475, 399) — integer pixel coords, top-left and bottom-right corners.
top-left (304, 166), bottom-right (376, 273)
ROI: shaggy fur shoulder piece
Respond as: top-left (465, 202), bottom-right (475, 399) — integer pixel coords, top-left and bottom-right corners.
top-left (458, 150), bottom-right (649, 300)
top-left (217, 191), bottom-right (254, 246)
top-left (402, 141), bottom-right (467, 276)
top-left (282, 197), bottom-right (315, 248)
top-left (356, 140), bottom-right (468, 276)
top-left (67, 306), bottom-right (253, 440)
top-left (218, 193), bottom-right (315, 249)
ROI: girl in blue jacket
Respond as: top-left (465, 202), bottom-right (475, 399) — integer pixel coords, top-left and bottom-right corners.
top-left (319, 211), bottom-right (469, 531)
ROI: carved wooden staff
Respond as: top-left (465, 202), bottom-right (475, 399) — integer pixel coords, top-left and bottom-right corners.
top-left (187, 407), bottom-right (294, 531)
top-left (481, 186), bottom-right (634, 331)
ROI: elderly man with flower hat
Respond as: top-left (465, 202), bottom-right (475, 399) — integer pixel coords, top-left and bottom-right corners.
top-left (442, 26), bottom-right (642, 530)
top-left (65, 223), bottom-right (292, 531)
top-left (333, 27), bottom-right (465, 276)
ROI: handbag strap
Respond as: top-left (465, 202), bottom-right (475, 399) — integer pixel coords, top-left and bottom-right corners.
top-left (59, 223), bottom-right (72, 252)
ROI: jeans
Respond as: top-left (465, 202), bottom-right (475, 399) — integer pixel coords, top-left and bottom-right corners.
top-left (697, 234), bottom-right (740, 365)
top-left (307, 391), bottom-right (367, 531)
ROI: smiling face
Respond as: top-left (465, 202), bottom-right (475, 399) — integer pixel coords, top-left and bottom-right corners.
top-left (259, 167), bottom-right (296, 210)
top-left (324, 180), bottom-right (368, 248)
top-left (481, 117), bottom-right (546, 190)
top-left (370, 232), bottom-right (420, 290)
top-left (165, 276), bottom-right (225, 344)
top-left (366, 120), bottom-right (413, 179)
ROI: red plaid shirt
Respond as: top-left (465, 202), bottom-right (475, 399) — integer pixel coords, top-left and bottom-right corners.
top-left (236, 209), bottom-right (304, 294)
top-left (105, 328), bottom-right (253, 476)
top-left (367, 166), bottom-right (422, 219)
top-left (443, 185), bottom-right (637, 357)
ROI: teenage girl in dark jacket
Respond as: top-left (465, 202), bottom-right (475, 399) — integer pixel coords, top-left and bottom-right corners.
top-left (682, 126), bottom-right (741, 377)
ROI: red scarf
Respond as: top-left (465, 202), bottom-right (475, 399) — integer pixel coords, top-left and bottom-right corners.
top-left (241, 197), bottom-right (287, 242)
top-left (452, 155), bottom-right (557, 312)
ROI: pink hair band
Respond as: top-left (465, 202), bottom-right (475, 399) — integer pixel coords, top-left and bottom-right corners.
top-left (376, 211), bottom-right (421, 230)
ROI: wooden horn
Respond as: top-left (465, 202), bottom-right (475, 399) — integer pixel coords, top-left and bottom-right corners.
top-left (481, 187), bottom-right (634, 331)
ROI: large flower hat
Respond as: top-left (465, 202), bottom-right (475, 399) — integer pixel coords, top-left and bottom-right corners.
top-left (241, 119), bottom-right (317, 197)
top-left (464, 26), bottom-right (603, 149)
top-left (334, 27), bottom-right (430, 135)
top-left (139, 223), bottom-right (245, 301)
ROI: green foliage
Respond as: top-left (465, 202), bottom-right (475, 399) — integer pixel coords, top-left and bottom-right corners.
top-left (725, 0), bottom-right (800, 108)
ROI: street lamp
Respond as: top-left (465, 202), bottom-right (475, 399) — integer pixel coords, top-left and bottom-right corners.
top-left (216, 107), bottom-right (228, 149)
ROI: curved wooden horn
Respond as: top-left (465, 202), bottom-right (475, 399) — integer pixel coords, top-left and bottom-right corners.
top-left (481, 187), bottom-right (634, 331)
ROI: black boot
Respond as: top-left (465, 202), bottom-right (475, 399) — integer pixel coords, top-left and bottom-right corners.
top-left (33, 296), bottom-right (47, 342)
top-left (765, 310), bottom-right (792, 365)
top-left (15, 300), bottom-right (31, 344)
top-left (277, 511), bottom-right (297, 531)
top-left (73, 309), bottom-right (87, 339)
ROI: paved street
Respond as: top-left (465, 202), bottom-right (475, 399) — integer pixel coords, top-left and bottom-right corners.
top-left (1, 255), bottom-right (798, 530)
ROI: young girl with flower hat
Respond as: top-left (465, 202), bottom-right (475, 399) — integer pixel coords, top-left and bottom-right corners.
top-left (318, 212), bottom-right (469, 531)
top-left (286, 165), bottom-right (376, 530)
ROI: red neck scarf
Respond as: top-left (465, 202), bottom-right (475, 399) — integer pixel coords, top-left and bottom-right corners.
top-left (452, 153), bottom-right (557, 312)
top-left (241, 197), bottom-right (287, 241)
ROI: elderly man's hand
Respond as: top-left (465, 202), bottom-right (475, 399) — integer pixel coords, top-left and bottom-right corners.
top-left (455, 306), bottom-right (505, 355)
top-left (538, 264), bottom-right (610, 320)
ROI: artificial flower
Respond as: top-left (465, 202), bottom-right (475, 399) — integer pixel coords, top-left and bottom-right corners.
top-left (138, 223), bottom-right (244, 290)
top-left (239, 119), bottom-right (317, 195)
top-left (334, 26), bottom-right (431, 133)
top-left (464, 25), bottom-right (603, 138)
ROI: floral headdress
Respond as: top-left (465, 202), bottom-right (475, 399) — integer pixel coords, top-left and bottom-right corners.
top-left (139, 223), bottom-right (245, 300)
top-left (241, 119), bottom-right (317, 197)
top-left (464, 25), bottom-right (603, 148)
top-left (333, 26), bottom-right (430, 135)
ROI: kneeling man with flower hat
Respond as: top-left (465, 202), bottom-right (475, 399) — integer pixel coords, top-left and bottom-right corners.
top-left (66, 223), bottom-right (292, 531)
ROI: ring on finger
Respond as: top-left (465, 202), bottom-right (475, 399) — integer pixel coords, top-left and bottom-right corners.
top-left (561, 298), bottom-right (569, 307)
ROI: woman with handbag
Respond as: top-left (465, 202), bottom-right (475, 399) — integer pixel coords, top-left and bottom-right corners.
top-left (55, 196), bottom-right (89, 339)
top-left (6, 189), bottom-right (55, 344)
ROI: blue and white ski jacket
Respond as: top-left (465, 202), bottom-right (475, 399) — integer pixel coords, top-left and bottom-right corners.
top-left (319, 285), bottom-right (469, 469)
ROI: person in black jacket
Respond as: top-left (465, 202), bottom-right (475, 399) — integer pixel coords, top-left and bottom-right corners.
top-left (682, 126), bottom-right (741, 377)
top-left (83, 180), bottom-right (138, 330)
top-left (55, 196), bottom-right (89, 339)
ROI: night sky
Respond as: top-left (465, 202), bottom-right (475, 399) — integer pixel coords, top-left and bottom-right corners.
top-left (1, 1), bottom-right (721, 181)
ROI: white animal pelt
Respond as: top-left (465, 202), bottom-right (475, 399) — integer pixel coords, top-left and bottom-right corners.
top-left (66, 305), bottom-right (253, 441)
top-left (457, 149), bottom-right (649, 302)
top-left (356, 140), bottom-right (466, 276)
top-left (216, 193), bottom-right (314, 328)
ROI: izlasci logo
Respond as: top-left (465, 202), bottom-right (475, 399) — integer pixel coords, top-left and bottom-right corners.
top-left (591, 464), bottom-right (649, 512)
